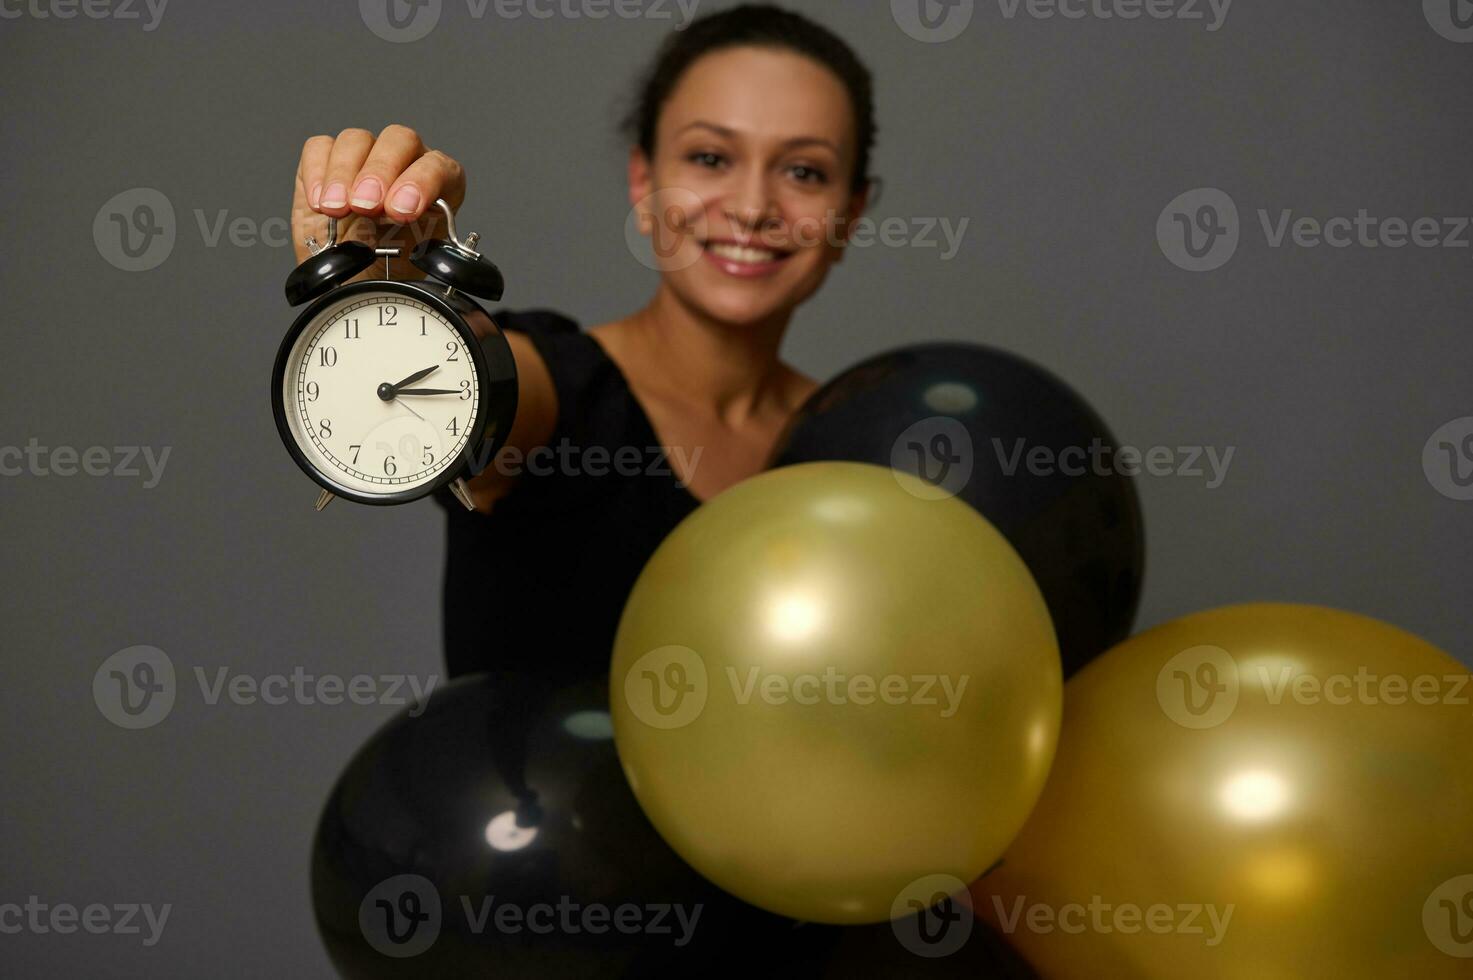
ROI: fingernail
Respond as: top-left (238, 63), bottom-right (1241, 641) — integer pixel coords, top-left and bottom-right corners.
top-left (320, 183), bottom-right (347, 209)
top-left (350, 177), bottom-right (383, 209)
top-left (310, 182), bottom-right (323, 209)
top-left (389, 185), bottom-right (422, 215)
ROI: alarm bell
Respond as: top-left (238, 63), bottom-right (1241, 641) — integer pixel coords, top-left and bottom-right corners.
top-left (284, 198), bottom-right (504, 306)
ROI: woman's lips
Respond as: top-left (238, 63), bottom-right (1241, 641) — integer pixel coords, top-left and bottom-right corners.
top-left (701, 240), bottom-right (794, 278)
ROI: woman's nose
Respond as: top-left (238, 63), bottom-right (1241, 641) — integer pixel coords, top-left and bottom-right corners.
top-left (722, 172), bottom-right (781, 231)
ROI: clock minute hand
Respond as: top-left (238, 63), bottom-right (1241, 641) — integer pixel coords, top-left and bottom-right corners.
top-left (395, 387), bottom-right (463, 396)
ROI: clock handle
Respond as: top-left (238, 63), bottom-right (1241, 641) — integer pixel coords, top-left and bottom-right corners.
top-left (429, 198), bottom-right (477, 251)
top-left (303, 213), bottom-right (339, 255)
top-left (305, 198), bottom-right (471, 256)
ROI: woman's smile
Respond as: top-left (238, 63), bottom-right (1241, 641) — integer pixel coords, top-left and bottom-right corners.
top-left (701, 237), bottom-right (796, 277)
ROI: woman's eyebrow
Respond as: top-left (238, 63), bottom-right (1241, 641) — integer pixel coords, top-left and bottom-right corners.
top-left (678, 120), bottom-right (841, 153)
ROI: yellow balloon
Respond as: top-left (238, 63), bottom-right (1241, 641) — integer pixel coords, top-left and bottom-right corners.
top-left (610, 461), bottom-right (1062, 924)
top-left (973, 603), bottom-right (1473, 979)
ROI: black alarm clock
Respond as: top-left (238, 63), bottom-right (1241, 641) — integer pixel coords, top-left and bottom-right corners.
top-left (272, 199), bottom-right (518, 511)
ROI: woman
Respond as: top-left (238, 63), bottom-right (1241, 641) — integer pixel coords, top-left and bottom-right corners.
top-left (288, 4), bottom-right (876, 680)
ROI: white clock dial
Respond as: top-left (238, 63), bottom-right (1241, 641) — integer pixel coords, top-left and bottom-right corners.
top-left (281, 293), bottom-right (480, 496)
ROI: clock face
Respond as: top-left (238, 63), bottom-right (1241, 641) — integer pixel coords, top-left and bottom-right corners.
top-left (279, 290), bottom-right (481, 499)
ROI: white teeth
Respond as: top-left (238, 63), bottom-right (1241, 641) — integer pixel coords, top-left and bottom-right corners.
top-left (707, 242), bottom-right (781, 264)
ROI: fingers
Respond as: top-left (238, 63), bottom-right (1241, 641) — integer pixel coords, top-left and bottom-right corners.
top-left (318, 128), bottom-right (376, 217)
top-left (349, 124), bottom-right (425, 218)
top-left (295, 125), bottom-right (464, 228)
top-left (296, 135), bottom-right (334, 211)
top-left (386, 148), bottom-right (464, 223)
top-left (292, 136), bottom-right (337, 262)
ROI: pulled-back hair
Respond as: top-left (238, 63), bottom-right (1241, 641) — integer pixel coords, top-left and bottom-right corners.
top-left (619, 3), bottom-right (877, 195)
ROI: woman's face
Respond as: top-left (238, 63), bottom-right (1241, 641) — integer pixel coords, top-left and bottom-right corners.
top-left (630, 46), bottom-right (868, 327)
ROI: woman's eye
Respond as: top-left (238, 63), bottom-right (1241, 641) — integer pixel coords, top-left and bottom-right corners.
top-left (688, 151), bottom-right (726, 168)
top-left (790, 165), bottom-right (829, 185)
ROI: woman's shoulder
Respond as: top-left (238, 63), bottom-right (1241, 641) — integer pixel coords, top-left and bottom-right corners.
top-left (781, 363), bottom-right (823, 410)
top-left (490, 308), bottom-right (634, 440)
top-left (489, 307), bottom-right (582, 337)
top-left (488, 307), bottom-right (603, 394)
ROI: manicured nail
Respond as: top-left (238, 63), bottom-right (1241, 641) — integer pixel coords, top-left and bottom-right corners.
top-left (350, 177), bottom-right (383, 209)
top-left (320, 183), bottom-right (347, 209)
top-left (310, 182), bottom-right (322, 209)
top-left (389, 184), bottom-right (422, 215)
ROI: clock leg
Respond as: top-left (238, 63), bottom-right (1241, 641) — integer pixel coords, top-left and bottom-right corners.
top-left (315, 490), bottom-right (335, 512)
top-left (448, 478), bottom-right (477, 513)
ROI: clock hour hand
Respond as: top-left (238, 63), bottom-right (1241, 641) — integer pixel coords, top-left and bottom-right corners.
top-left (378, 366), bottom-right (440, 401)
top-left (395, 387), bottom-right (462, 396)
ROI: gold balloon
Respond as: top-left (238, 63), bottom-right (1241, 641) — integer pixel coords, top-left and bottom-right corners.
top-left (610, 461), bottom-right (1062, 924)
top-left (973, 603), bottom-right (1473, 979)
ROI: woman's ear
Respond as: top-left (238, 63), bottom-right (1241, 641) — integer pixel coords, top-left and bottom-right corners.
top-left (833, 180), bottom-right (873, 261)
top-left (627, 146), bottom-right (653, 208)
top-left (847, 180), bottom-right (873, 231)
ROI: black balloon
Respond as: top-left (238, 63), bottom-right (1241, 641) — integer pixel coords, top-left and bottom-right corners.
top-left (311, 672), bottom-right (816, 979)
top-left (769, 343), bottom-right (1144, 677)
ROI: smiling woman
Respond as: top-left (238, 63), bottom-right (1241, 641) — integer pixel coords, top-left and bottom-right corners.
top-left (352, 3), bottom-right (881, 680)
top-left (287, 5), bottom-right (878, 678)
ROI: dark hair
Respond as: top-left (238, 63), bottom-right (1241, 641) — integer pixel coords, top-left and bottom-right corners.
top-left (619, 3), bottom-right (877, 195)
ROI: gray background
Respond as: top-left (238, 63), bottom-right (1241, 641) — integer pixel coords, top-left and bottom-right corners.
top-left (2, 0), bottom-right (1470, 975)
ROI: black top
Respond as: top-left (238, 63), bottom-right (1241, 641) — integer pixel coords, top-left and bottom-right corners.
top-left (434, 310), bottom-right (702, 681)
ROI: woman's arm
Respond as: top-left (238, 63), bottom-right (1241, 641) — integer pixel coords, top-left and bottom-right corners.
top-left (462, 326), bottom-right (557, 514)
